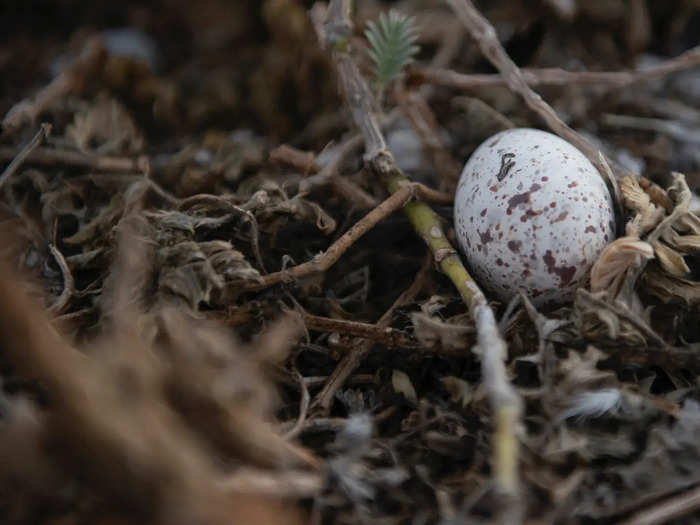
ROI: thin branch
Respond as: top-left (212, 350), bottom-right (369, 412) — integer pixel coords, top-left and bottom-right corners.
top-left (297, 134), bottom-right (380, 209)
top-left (602, 113), bottom-right (700, 145)
top-left (324, 0), bottom-right (353, 47)
top-left (395, 86), bottom-right (462, 186)
top-left (276, 139), bottom-right (380, 209)
top-left (255, 184), bottom-right (411, 289)
top-left (176, 193), bottom-right (266, 273)
top-left (298, 109), bottom-right (402, 197)
top-left (299, 134), bottom-right (364, 194)
top-left (0, 123), bottom-right (51, 190)
top-left (302, 312), bottom-right (421, 349)
top-left (269, 144), bottom-right (319, 173)
top-left (612, 344), bottom-right (700, 371)
top-left (0, 145), bottom-right (150, 173)
top-left (616, 483), bottom-right (700, 525)
top-left (48, 244), bottom-right (75, 316)
top-left (217, 468), bottom-right (323, 499)
top-left (329, 172), bottom-right (380, 209)
top-left (336, 55), bottom-right (388, 159)
top-left (306, 374), bottom-right (374, 388)
top-left (410, 44), bottom-right (700, 90)
top-left (414, 183), bottom-right (454, 204)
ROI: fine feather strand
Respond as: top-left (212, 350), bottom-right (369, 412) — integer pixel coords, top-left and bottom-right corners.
top-left (558, 389), bottom-right (624, 422)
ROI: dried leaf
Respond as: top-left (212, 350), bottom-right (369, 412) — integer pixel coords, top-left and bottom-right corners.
top-left (63, 193), bottom-right (127, 245)
top-left (158, 242), bottom-right (222, 307)
top-left (652, 240), bottom-right (689, 277)
top-left (574, 400), bottom-right (700, 520)
top-left (670, 231), bottom-right (700, 253)
top-left (641, 265), bottom-right (700, 306)
top-left (251, 184), bottom-right (336, 235)
top-left (677, 212), bottom-right (700, 235)
top-left (575, 291), bottom-right (648, 346)
top-left (199, 240), bottom-right (262, 284)
top-left (410, 311), bottom-right (473, 350)
top-left (590, 236), bottom-right (654, 292)
top-left (441, 376), bottom-right (473, 408)
top-left (392, 369), bottom-right (417, 405)
top-left (619, 175), bottom-right (663, 235)
top-left (639, 176), bottom-right (674, 212)
top-left (67, 94), bottom-right (144, 154)
top-left (554, 346), bottom-right (616, 393)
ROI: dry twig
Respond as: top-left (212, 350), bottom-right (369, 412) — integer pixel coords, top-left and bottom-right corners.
top-left (298, 111), bottom-right (404, 196)
top-left (270, 144), bottom-right (320, 174)
top-left (218, 468), bottom-right (323, 499)
top-left (411, 44), bottom-right (700, 90)
top-left (250, 184), bottom-right (412, 290)
top-left (0, 123), bottom-right (51, 190)
top-left (395, 87), bottom-right (462, 186)
top-left (616, 483), bottom-right (700, 525)
top-left (302, 312), bottom-right (421, 349)
top-left (283, 137), bottom-right (380, 209)
top-left (0, 145), bottom-right (150, 173)
top-left (48, 244), bottom-right (75, 316)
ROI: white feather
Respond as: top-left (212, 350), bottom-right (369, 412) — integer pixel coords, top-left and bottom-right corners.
top-left (558, 389), bottom-right (623, 422)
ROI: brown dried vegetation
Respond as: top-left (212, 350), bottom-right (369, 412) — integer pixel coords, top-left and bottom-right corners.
top-left (1, 0), bottom-right (700, 523)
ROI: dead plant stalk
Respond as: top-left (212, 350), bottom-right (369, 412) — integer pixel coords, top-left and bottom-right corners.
top-left (412, 44), bottom-right (700, 90)
top-left (313, 0), bottom-right (523, 518)
top-left (302, 312), bottom-right (421, 349)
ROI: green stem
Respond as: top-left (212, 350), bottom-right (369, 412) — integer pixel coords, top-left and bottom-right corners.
top-left (382, 166), bottom-right (483, 310)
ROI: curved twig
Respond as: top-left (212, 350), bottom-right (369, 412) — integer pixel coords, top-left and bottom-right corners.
top-left (282, 368), bottom-right (311, 441)
top-left (48, 244), bottom-right (75, 316)
top-left (0, 123), bottom-right (52, 190)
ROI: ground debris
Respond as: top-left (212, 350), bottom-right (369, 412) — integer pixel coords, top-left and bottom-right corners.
top-left (1, 1), bottom-right (700, 523)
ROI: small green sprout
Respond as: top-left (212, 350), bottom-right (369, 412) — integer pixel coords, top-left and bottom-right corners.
top-left (365, 9), bottom-right (420, 96)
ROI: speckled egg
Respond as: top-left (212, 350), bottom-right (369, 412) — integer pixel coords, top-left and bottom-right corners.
top-left (454, 128), bottom-right (615, 305)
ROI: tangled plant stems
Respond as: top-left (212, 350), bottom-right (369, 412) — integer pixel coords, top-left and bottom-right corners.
top-left (312, 1), bottom-right (524, 521)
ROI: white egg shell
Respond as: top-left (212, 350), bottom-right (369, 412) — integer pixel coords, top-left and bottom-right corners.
top-left (454, 128), bottom-right (615, 305)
